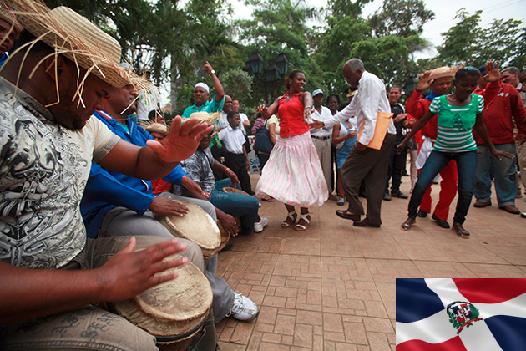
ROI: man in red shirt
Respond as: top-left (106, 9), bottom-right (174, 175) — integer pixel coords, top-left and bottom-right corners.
top-left (474, 63), bottom-right (526, 214)
top-left (405, 67), bottom-right (458, 229)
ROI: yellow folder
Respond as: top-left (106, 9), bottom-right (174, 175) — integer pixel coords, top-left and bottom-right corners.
top-left (357, 112), bottom-right (393, 150)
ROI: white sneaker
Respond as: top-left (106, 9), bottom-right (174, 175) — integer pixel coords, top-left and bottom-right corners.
top-left (254, 216), bottom-right (269, 233)
top-left (229, 293), bottom-right (259, 321)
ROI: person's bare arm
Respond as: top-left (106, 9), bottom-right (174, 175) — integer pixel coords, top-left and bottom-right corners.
top-left (211, 159), bottom-right (240, 184)
top-left (331, 123), bottom-right (354, 145)
top-left (203, 62), bottom-right (224, 102)
top-left (269, 123), bottom-right (277, 145)
top-left (398, 111), bottom-right (433, 150)
top-left (99, 117), bottom-right (212, 180)
top-left (0, 238), bottom-right (187, 324)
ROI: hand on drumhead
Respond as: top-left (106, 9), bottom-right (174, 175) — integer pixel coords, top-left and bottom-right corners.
top-left (97, 237), bottom-right (188, 302)
top-left (150, 196), bottom-right (189, 217)
top-left (146, 116), bottom-right (213, 163)
top-left (218, 212), bottom-right (239, 237)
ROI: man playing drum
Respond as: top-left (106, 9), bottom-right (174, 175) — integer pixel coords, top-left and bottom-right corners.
top-left (0, 2), bottom-right (214, 350)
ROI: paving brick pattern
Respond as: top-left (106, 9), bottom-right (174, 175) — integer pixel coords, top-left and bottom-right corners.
top-left (216, 181), bottom-right (526, 350)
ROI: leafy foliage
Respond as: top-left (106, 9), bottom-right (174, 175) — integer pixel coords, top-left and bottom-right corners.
top-left (42, 0), bottom-right (524, 113)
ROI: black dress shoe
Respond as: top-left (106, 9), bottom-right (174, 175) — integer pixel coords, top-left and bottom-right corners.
top-left (353, 219), bottom-right (381, 228)
top-left (417, 210), bottom-right (428, 218)
top-left (392, 190), bottom-right (408, 199)
top-left (432, 214), bottom-right (450, 229)
top-left (453, 222), bottom-right (470, 238)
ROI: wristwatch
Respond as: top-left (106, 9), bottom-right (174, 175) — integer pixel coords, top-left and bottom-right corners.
top-left (210, 69), bottom-right (216, 75)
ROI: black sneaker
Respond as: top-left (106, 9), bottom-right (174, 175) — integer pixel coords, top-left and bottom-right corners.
top-left (432, 214), bottom-right (450, 229)
top-left (383, 191), bottom-right (392, 201)
top-left (417, 210), bottom-right (428, 218)
top-left (392, 190), bottom-right (408, 199)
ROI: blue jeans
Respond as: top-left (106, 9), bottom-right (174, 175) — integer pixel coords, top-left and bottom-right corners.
top-left (408, 150), bottom-right (477, 224)
top-left (474, 144), bottom-right (517, 206)
top-left (210, 179), bottom-right (260, 234)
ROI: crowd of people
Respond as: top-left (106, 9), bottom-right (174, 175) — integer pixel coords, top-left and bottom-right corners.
top-left (1, 1), bottom-right (526, 350)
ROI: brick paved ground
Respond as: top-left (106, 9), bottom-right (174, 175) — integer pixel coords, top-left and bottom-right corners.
top-left (215, 178), bottom-right (526, 351)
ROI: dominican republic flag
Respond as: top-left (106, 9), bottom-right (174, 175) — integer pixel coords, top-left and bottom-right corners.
top-left (396, 278), bottom-right (526, 351)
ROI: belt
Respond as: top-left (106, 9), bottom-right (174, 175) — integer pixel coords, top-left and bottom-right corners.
top-left (311, 135), bottom-right (331, 141)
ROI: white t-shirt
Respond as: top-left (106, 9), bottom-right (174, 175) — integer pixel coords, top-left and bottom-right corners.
top-left (310, 106), bottom-right (333, 138)
top-left (219, 126), bottom-right (246, 154)
top-left (0, 78), bottom-right (119, 268)
top-left (137, 85), bottom-right (161, 121)
top-left (239, 113), bottom-right (249, 134)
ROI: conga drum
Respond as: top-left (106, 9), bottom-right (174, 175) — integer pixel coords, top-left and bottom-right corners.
top-left (160, 201), bottom-right (221, 259)
top-left (112, 259), bottom-right (213, 350)
top-left (189, 111), bottom-right (220, 124)
top-left (222, 186), bottom-right (249, 196)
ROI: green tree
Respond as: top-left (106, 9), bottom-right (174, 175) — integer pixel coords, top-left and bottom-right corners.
top-left (437, 9), bottom-right (482, 65)
top-left (370, 0), bottom-right (434, 37)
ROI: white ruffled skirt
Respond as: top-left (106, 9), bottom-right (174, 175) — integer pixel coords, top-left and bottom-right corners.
top-left (256, 131), bottom-right (328, 207)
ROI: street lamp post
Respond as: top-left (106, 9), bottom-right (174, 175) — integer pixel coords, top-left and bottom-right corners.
top-left (244, 53), bottom-right (288, 104)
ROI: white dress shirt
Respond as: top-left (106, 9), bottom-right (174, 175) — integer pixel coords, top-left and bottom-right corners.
top-left (219, 126), bottom-right (246, 154)
top-left (217, 112), bottom-right (248, 135)
top-left (325, 71), bottom-right (396, 145)
top-left (310, 106), bottom-right (333, 138)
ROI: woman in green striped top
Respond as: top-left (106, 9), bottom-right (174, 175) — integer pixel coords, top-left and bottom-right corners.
top-left (399, 67), bottom-right (511, 237)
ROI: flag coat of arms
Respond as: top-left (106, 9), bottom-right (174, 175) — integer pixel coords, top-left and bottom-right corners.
top-left (396, 278), bottom-right (526, 351)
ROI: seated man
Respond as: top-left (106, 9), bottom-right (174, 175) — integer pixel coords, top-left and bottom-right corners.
top-left (1, 4), bottom-right (213, 350)
top-left (181, 132), bottom-right (269, 234)
top-left (80, 82), bottom-right (259, 322)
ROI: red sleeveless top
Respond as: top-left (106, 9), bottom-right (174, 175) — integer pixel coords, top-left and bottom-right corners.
top-left (277, 93), bottom-right (310, 138)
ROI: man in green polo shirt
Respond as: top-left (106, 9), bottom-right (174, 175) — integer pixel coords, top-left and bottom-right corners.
top-left (182, 61), bottom-right (225, 117)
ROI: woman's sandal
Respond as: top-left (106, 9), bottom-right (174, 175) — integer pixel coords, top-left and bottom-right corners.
top-left (401, 217), bottom-right (416, 231)
top-left (294, 214), bottom-right (311, 231)
top-left (281, 211), bottom-right (297, 228)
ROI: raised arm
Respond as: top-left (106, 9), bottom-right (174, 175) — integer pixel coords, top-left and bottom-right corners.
top-left (203, 61), bottom-right (224, 102)
top-left (99, 117), bottom-right (212, 180)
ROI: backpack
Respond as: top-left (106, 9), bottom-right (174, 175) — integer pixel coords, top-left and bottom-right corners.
top-left (254, 127), bottom-right (273, 154)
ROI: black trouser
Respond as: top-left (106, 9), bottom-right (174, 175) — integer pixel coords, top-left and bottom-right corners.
top-left (256, 151), bottom-right (270, 171)
top-left (224, 151), bottom-right (252, 194)
top-left (386, 145), bottom-right (407, 193)
top-left (341, 134), bottom-right (396, 226)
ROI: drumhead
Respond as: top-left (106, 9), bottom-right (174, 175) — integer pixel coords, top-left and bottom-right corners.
top-left (114, 261), bottom-right (212, 338)
top-left (161, 201), bottom-right (220, 250)
top-left (135, 261), bottom-right (212, 321)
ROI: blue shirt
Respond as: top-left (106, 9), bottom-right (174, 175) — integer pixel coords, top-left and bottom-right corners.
top-left (0, 53), bottom-right (8, 68)
top-left (80, 110), bottom-right (186, 238)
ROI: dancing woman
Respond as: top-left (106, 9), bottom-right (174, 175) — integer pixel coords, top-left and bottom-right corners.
top-left (399, 68), bottom-right (511, 237)
top-left (256, 70), bottom-right (328, 231)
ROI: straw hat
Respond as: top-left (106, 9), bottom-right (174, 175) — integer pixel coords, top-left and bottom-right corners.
top-left (146, 122), bottom-right (168, 136)
top-left (429, 66), bottom-right (457, 81)
top-left (10, 0), bottom-right (131, 88)
top-left (0, 2), bottom-right (23, 32)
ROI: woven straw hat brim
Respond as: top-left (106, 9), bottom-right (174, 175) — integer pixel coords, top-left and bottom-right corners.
top-left (0, 5), bottom-right (23, 32)
top-left (430, 66), bottom-right (457, 81)
top-left (10, 0), bottom-right (131, 88)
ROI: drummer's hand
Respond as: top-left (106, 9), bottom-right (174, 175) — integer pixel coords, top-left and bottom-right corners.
top-left (146, 116), bottom-right (213, 163)
top-left (150, 196), bottom-right (189, 217)
top-left (97, 237), bottom-right (189, 302)
top-left (218, 212), bottom-right (239, 237)
top-left (224, 167), bottom-right (240, 184)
